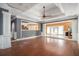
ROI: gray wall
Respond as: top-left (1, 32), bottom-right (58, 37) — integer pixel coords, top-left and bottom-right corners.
top-left (22, 30), bottom-right (41, 38)
top-left (15, 19), bottom-right (21, 38)
top-left (15, 18), bottom-right (41, 39)
top-left (0, 8), bottom-right (9, 35)
top-left (0, 10), bottom-right (3, 35)
top-left (40, 23), bottom-right (43, 32)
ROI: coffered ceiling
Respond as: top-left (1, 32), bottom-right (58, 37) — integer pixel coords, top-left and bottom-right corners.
top-left (0, 3), bottom-right (78, 23)
top-left (7, 3), bottom-right (37, 11)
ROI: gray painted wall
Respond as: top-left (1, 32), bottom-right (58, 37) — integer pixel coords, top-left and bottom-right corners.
top-left (0, 8), bottom-right (9, 35)
top-left (15, 18), bottom-right (41, 39)
top-left (16, 19), bottom-right (21, 38)
top-left (0, 11), bottom-right (3, 35)
top-left (40, 23), bottom-right (43, 32)
top-left (22, 30), bottom-right (41, 38)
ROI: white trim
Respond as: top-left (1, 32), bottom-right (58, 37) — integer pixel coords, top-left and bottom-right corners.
top-left (11, 35), bottom-right (42, 42)
top-left (0, 11), bottom-right (11, 49)
top-left (0, 35), bottom-right (11, 49)
top-left (11, 34), bottom-right (77, 43)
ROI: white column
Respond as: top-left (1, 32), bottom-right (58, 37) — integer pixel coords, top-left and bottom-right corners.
top-left (71, 19), bottom-right (78, 41)
top-left (0, 11), bottom-right (11, 49)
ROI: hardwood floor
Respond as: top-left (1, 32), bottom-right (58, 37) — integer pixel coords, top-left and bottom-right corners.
top-left (0, 36), bottom-right (79, 56)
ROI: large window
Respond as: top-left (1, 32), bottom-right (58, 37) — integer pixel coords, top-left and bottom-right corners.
top-left (47, 26), bottom-right (64, 38)
top-left (58, 26), bottom-right (64, 38)
top-left (47, 27), bottom-right (51, 35)
top-left (28, 24), bottom-right (39, 30)
top-left (21, 22), bottom-right (40, 31)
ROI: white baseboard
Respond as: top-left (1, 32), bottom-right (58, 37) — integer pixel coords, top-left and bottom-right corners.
top-left (11, 35), bottom-right (77, 42)
top-left (11, 35), bottom-right (42, 42)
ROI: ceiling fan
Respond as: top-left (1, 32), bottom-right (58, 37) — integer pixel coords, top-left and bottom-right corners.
top-left (40, 6), bottom-right (64, 19)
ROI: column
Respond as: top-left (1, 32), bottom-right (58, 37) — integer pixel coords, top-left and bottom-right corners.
top-left (16, 19), bottom-right (21, 39)
top-left (71, 19), bottom-right (78, 41)
top-left (0, 11), bottom-right (11, 49)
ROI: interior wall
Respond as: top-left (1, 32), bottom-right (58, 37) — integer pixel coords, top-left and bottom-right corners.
top-left (14, 18), bottom-right (41, 39)
top-left (0, 10), bottom-right (3, 35)
top-left (40, 23), bottom-right (43, 32)
top-left (22, 30), bottom-right (41, 38)
top-left (71, 19), bottom-right (78, 41)
top-left (21, 22), bottom-right (41, 38)
top-left (16, 19), bottom-right (21, 39)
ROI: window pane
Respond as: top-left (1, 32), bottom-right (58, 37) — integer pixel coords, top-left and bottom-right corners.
top-left (47, 27), bottom-right (51, 34)
top-left (58, 26), bottom-right (64, 38)
top-left (58, 26), bottom-right (64, 34)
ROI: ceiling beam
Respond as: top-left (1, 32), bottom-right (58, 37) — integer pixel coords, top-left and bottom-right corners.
top-left (6, 3), bottom-right (41, 23)
top-left (55, 3), bottom-right (66, 15)
top-left (76, 3), bottom-right (79, 15)
top-left (43, 15), bottom-right (78, 23)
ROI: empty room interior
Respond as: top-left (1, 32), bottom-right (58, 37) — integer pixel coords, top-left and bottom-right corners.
top-left (0, 3), bottom-right (79, 56)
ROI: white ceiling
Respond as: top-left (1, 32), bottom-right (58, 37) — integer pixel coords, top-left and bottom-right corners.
top-left (0, 3), bottom-right (79, 23)
top-left (20, 3), bottom-right (64, 20)
top-left (7, 3), bottom-right (37, 11)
